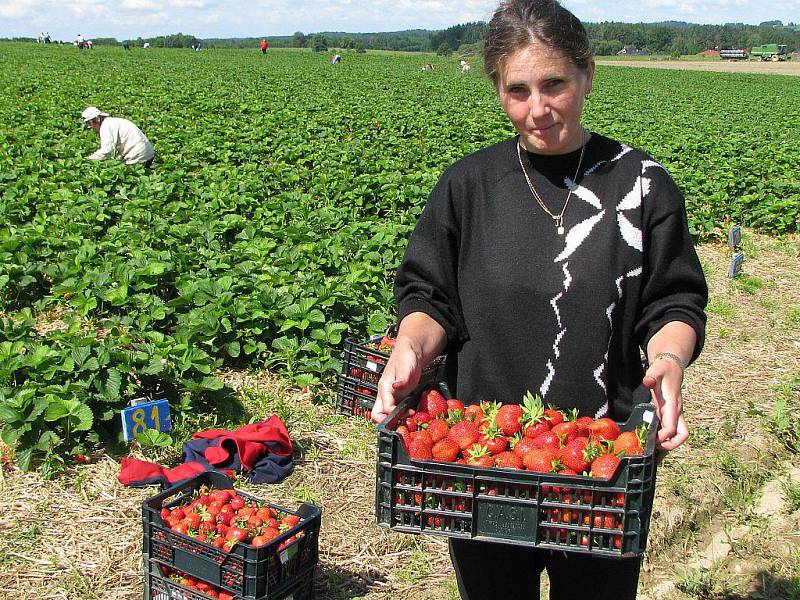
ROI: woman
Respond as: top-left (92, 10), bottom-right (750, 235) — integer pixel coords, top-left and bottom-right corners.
top-left (371, 0), bottom-right (707, 597)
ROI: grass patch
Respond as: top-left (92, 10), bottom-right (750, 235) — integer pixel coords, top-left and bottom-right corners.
top-left (787, 305), bottom-right (800, 328)
top-left (395, 549), bottom-right (431, 585)
top-left (674, 562), bottom-right (730, 597)
top-left (733, 274), bottom-right (766, 295)
top-left (707, 297), bottom-right (736, 318)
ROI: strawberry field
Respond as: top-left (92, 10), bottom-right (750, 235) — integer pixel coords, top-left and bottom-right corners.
top-left (1, 43), bottom-right (800, 599)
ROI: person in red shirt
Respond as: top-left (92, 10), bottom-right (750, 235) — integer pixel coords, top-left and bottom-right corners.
top-left (260, 39), bottom-right (268, 54)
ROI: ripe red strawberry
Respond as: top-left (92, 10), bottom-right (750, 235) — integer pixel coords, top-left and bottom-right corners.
top-left (590, 453), bottom-right (621, 479)
top-left (531, 430), bottom-right (560, 449)
top-left (426, 419), bottom-right (450, 443)
top-left (558, 467), bottom-right (578, 475)
top-left (494, 451), bottom-right (523, 469)
top-left (589, 417), bottom-right (621, 442)
top-left (523, 447), bottom-right (559, 473)
top-left (560, 437), bottom-right (596, 473)
top-left (431, 438), bottom-right (461, 462)
top-left (575, 416), bottom-right (593, 437)
top-left (466, 444), bottom-right (495, 467)
top-left (495, 403), bottom-right (524, 436)
top-left (407, 438), bottom-right (433, 460)
top-left (411, 429), bottom-right (434, 447)
top-left (544, 405), bottom-right (565, 426)
top-left (614, 427), bottom-right (646, 456)
top-left (512, 435), bottom-right (537, 458)
top-left (520, 391), bottom-right (549, 437)
top-left (464, 404), bottom-right (484, 422)
top-left (446, 399), bottom-right (465, 412)
top-left (419, 389), bottom-right (448, 417)
top-left (551, 421), bottom-right (580, 445)
top-left (449, 420), bottom-right (480, 451)
top-left (478, 424), bottom-right (508, 455)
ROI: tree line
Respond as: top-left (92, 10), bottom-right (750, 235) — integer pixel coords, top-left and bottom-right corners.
top-left (21, 20), bottom-right (796, 54)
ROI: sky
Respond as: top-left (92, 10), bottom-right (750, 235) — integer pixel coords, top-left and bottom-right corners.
top-left (0, 0), bottom-right (797, 40)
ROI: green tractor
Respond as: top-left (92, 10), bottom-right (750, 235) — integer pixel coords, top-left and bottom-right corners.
top-left (750, 44), bottom-right (790, 61)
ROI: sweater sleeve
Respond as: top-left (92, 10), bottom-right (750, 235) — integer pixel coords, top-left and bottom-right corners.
top-left (636, 164), bottom-right (708, 364)
top-left (88, 122), bottom-right (116, 160)
top-left (395, 169), bottom-right (469, 350)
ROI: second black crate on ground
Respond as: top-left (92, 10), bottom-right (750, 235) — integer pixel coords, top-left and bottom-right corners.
top-left (142, 471), bottom-right (321, 599)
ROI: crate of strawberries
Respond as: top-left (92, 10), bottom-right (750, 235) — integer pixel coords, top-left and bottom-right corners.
top-left (375, 383), bottom-right (660, 557)
top-left (142, 471), bottom-right (321, 600)
top-left (336, 326), bottom-right (446, 417)
top-left (146, 563), bottom-right (315, 600)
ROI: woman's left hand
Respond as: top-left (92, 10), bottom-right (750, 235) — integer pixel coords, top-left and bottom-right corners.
top-left (643, 357), bottom-right (688, 452)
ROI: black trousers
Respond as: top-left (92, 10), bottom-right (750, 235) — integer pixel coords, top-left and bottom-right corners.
top-left (450, 538), bottom-right (641, 600)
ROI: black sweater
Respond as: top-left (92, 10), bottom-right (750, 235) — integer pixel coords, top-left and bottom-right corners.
top-left (395, 134), bottom-right (708, 420)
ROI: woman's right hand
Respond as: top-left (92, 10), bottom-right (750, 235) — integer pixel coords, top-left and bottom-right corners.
top-left (371, 338), bottom-right (423, 424)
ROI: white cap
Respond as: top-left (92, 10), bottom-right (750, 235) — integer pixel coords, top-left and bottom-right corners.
top-left (81, 106), bottom-right (108, 122)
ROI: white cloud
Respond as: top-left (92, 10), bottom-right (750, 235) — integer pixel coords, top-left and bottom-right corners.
top-left (121, 0), bottom-right (159, 10)
top-left (0, 0), bottom-right (45, 20)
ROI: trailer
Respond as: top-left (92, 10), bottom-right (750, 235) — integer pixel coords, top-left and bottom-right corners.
top-left (750, 44), bottom-right (789, 61)
top-left (719, 48), bottom-right (748, 60)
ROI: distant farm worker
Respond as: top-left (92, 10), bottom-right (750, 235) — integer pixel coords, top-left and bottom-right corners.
top-left (460, 59), bottom-right (471, 73)
top-left (81, 106), bottom-right (154, 167)
top-left (371, 0), bottom-right (707, 598)
top-left (331, 53), bottom-right (341, 64)
top-left (261, 39), bottom-right (268, 54)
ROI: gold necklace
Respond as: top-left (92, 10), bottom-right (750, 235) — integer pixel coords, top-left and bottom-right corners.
top-left (516, 132), bottom-right (587, 235)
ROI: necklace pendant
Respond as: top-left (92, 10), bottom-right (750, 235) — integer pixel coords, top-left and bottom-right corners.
top-left (557, 225), bottom-right (565, 235)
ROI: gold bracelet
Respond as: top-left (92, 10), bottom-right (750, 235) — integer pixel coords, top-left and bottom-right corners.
top-left (652, 352), bottom-right (686, 372)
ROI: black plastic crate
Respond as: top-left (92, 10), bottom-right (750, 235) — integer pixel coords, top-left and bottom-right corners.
top-left (335, 374), bottom-right (378, 418)
top-left (145, 561), bottom-right (315, 600)
top-left (142, 471), bottom-right (321, 599)
top-left (374, 383), bottom-right (660, 558)
top-left (336, 326), bottom-right (446, 409)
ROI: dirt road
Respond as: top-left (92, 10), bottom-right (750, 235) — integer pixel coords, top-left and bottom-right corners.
top-left (596, 59), bottom-right (800, 76)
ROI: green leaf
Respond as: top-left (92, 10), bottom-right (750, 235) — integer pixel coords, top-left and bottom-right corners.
top-left (199, 376), bottom-right (224, 391)
top-left (224, 341), bottom-right (241, 358)
top-left (44, 397), bottom-right (94, 431)
top-left (135, 428), bottom-right (173, 448)
top-left (105, 368), bottom-right (121, 399)
top-left (368, 313), bottom-right (390, 335)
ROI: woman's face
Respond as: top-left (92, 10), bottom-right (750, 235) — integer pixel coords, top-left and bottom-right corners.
top-left (498, 41), bottom-right (594, 155)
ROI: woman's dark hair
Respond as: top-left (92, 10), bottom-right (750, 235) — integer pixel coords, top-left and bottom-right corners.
top-left (483, 0), bottom-right (593, 86)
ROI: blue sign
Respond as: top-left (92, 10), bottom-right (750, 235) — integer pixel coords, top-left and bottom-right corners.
top-left (728, 252), bottom-right (744, 279)
top-left (122, 398), bottom-right (172, 442)
top-left (728, 226), bottom-right (742, 250)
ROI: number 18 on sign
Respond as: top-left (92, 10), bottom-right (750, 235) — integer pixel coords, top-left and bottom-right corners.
top-left (122, 398), bottom-right (172, 442)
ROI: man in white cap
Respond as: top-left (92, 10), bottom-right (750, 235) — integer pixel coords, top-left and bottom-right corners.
top-left (82, 107), bottom-right (155, 167)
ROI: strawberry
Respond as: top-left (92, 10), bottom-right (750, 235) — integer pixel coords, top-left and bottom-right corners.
top-left (419, 389), bottom-right (448, 417)
top-left (523, 447), bottom-right (560, 473)
top-left (478, 424), bottom-right (508, 455)
top-left (407, 438), bottom-right (433, 460)
top-left (446, 399), bottom-right (465, 412)
top-left (590, 453), bottom-right (621, 479)
top-left (411, 429), bottom-right (434, 447)
top-left (426, 419), bottom-right (450, 443)
top-left (560, 437), bottom-right (597, 473)
top-left (494, 451), bottom-right (523, 469)
top-left (431, 437), bottom-right (461, 462)
top-left (531, 430), bottom-right (560, 449)
top-left (614, 427), bottom-right (646, 456)
top-left (495, 403), bottom-right (524, 436)
top-left (520, 391), bottom-right (549, 437)
top-left (464, 404), bottom-right (484, 422)
top-left (544, 405), bottom-right (565, 426)
top-left (511, 435), bottom-right (537, 458)
top-left (551, 421), bottom-right (580, 445)
top-left (448, 420), bottom-right (480, 451)
top-left (413, 411), bottom-right (432, 425)
top-left (466, 444), bottom-right (495, 467)
top-left (558, 467), bottom-right (579, 475)
top-left (479, 400), bottom-right (502, 422)
top-left (589, 417), bottom-right (621, 442)
top-left (575, 415), bottom-right (593, 437)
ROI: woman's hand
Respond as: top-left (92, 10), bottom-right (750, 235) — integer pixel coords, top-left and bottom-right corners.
top-left (370, 313), bottom-right (447, 424)
top-left (371, 339), bottom-right (423, 424)
top-left (643, 356), bottom-right (688, 452)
